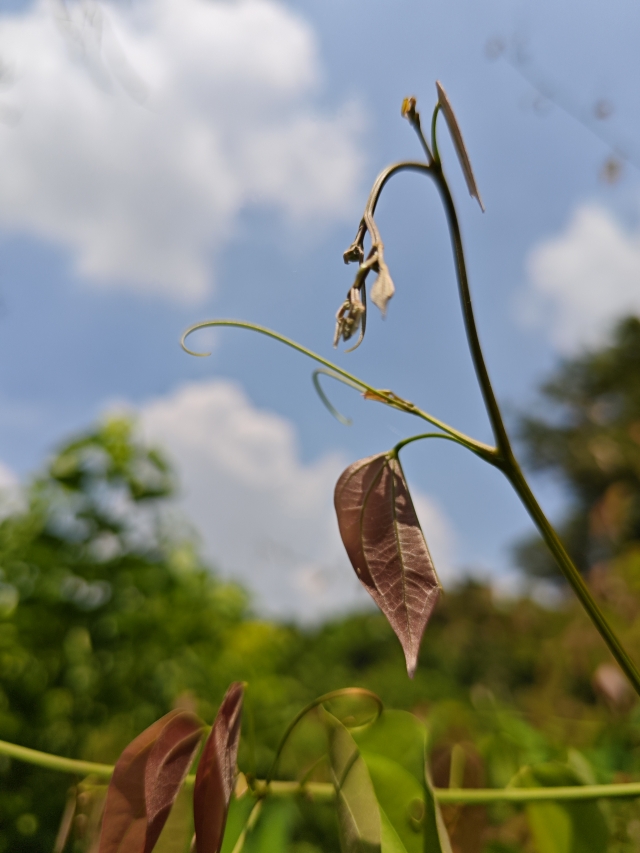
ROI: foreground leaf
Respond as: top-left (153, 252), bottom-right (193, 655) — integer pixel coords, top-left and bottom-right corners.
top-left (325, 712), bottom-right (381, 853)
top-left (357, 712), bottom-right (450, 853)
top-left (334, 453), bottom-right (441, 676)
top-left (435, 81), bottom-right (484, 212)
top-left (194, 682), bottom-right (244, 853)
top-left (99, 710), bottom-right (203, 853)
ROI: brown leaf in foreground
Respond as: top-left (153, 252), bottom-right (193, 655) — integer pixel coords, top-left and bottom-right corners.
top-left (98, 710), bottom-right (203, 853)
top-left (193, 682), bottom-right (244, 853)
top-left (436, 81), bottom-right (484, 212)
top-left (334, 453), bottom-right (441, 677)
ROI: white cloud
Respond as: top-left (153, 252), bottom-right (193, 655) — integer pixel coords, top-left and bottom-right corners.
top-left (136, 379), bottom-right (456, 621)
top-left (0, 0), bottom-right (364, 301)
top-left (520, 204), bottom-right (640, 352)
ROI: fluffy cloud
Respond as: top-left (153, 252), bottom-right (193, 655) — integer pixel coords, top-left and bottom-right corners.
top-left (137, 379), bottom-right (455, 621)
top-left (520, 204), bottom-right (640, 352)
top-left (0, 0), bottom-right (363, 300)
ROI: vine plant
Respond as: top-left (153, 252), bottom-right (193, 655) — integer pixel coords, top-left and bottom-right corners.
top-left (2, 84), bottom-right (640, 852)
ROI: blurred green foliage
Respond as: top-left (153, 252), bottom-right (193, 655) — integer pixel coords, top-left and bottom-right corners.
top-left (3, 321), bottom-right (640, 850)
top-left (516, 317), bottom-right (640, 579)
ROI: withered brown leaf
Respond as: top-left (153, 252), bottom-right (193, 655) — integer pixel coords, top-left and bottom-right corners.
top-left (193, 682), bottom-right (244, 853)
top-left (99, 710), bottom-right (203, 853)
top-left (436, 81), bottom-right (485, 212)
top-left (334, 453), bottom-right (441, 677)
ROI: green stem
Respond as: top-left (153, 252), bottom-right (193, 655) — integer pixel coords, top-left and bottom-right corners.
top-left (416, 138), bottom-right (640, 695)
top-left (4, 737), bottom-right (640, 803)
top-left (393, 432), bottom-right (474, 455)
top-left (182, 319), bottom-right (490, 457)
top-left (430, 103), bottom-right (441, 163)
top-left (506, 463), bottom-right (640, 694)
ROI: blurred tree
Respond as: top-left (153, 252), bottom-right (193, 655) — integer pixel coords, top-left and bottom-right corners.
top-left (515, 316), bottom-right (640, 580)
top-left (0, 416), bottom-right (277, 852)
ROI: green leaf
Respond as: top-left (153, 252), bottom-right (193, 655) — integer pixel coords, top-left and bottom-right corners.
top-left (354, 711), bottom-right (427, 787)
top-left (423, 771), bottom-right (453, 853)
top-left (511, 763), bottom-right (609, 853)
top-left (325, 711), bottom-right (381, 853)
top-left (380, 808), bottom-right (409, 853)
top-left (355, 710), bottom-right (451, 853)
top-left (360, 753), bottom-right (423, 853)
top-left (243, 800), bottom-right (298, 853)
top-left (219, 798), bottom-right (255, 853)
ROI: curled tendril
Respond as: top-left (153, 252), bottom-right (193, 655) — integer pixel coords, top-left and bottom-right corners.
top-left (265, 688), bottom-right (383, 786)
top-left (312, 370), bottom-right (362, 426)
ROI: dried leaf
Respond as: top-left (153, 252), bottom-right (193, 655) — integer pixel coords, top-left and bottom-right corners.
top-left (435, 81), bottom-right (484, 212)
top-left (370, 263), bottom-right (395, 317)
top-left (334, 453), bottom-right (440, 677)
top-left (193, 682), bottom-right (244, 853)
top-left (98, 711), bottom-right (203, 853)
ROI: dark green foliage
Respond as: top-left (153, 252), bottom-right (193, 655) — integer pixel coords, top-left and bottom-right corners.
top-left (517, 317), bottom-right (640, 578)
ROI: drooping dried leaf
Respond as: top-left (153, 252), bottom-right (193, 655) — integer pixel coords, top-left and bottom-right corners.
top-left (98, 710), bottom-right (203, 853)
top-left (334, 453), bottom-right (441, 677)
top-left (370, 263), bottom-right (395, 317)
top-left (193, 682), bottom-right (244, 853)
top-left (435, 81), bottom-right (484, 212)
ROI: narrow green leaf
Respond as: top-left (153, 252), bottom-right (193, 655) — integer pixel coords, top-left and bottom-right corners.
top-left (361, 753), bottom-right (423, 853)
top-left (380, 808), bottom-right (410, 853)
top-left (423, 771), bottom-right (453, 853)
top-left (243, 800), bottom-right (298, 853)
top-left (219, 797), bottom-right (255, 853)
top-left (325, 712), bottom-right (381, 853)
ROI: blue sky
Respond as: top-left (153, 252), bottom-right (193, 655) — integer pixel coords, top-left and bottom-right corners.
top-left (1, 0), bottom-right (640, 619)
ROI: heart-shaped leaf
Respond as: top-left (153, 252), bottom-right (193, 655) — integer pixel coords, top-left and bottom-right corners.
top-left (99, 710), bottom-right (204, 853)
top-left (435, 81), bottom-right (484, 212)
top-left (193, 682), bottom-right (244, 853)
top-left (334, 453), bottom-right (441, 677)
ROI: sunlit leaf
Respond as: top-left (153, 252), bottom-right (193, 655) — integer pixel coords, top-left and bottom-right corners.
top-left (355, 711), bottom-right (427, 786)
top-left (334, 453), bottom-right (441, 677)
top-left (380, 809), bottom-right (409, 853)
top-left (361, 754), bottom-right (423, 853)
top-left (99, 710), bottom-right (203, 853)
top-left (325, 712), bottom-right (381, 853)
top-left (511, 763), bottom-right (609, 853)
top-left (423, 771), bottom-right (453, 853)
top-left (194, 682), bottom-right (244, 853)
top-left (435, 81), bottom-right (484, 212)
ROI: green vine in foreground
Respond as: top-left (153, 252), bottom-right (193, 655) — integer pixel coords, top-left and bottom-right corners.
top-left (5, 735), bottom-right (640, 804)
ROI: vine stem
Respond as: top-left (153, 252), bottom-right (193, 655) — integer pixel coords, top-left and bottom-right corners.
top-left (423, 126), bottom-right (640, 696)
top-left (2, 737), bottom-right (640, 803)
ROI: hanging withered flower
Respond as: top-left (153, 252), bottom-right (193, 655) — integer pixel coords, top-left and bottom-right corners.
top-left (334, 283), bottom-right (366, 348)
top-left (370, 257), bottom-right (395, 316)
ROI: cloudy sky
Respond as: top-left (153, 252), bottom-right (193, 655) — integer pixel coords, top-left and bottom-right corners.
top-left (1, 0), bottom-right (640, 619)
